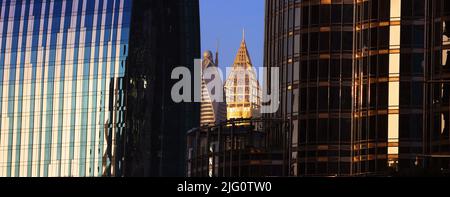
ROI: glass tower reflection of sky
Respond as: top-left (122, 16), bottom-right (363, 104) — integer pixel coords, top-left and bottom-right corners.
top-left (0, 0), bottom-right (131, 177)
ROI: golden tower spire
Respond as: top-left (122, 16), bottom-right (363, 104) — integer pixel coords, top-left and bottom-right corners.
top-left (232, 28), bottom-right (252, 68)
top-left (225, 29), bottom-right (261, 121)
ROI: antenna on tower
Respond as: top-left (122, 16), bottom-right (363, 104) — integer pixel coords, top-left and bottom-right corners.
top-left (215, 39), bottom-right (220, 67)
top-left (242, 28), bottom-right (245, 41)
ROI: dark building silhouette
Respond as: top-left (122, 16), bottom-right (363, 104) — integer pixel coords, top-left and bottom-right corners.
top-left (122, 0), bottom-right (200, 177)
top-left (186, 118), bottom-right (290, 177)
top-left (264, 0), bottom-right (450, 176)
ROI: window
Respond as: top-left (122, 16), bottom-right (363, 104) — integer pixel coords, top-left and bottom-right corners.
top-left (341, 86), bottom-right (352, 110)
top-left (319, 59), bottom-right (329, 80)
top-left (412, 0), bottom-right (425, 17)
top-left (318, 87), bottom-right (328, 111)
top-left (331, 4), bottom-right (342, 24)
top-left (412, 25), bottom-right (424, 47)
top-left (341, 118), bottom-right (351, 141)
top-left (293, 88), bottom-right (299, 113)
top-left (412, 53), bottom-right (424, 74)
top-left (411, 82), bottom-right (423, 106)
top-left (294, 34), bottom-right (300, 54)
top-left (342, 31), bottom-right (353, 51)
top-left (288, 63), bottom-right (293, 83)
top-left (331, 31), bottom-right (341, 51)
top-left (330, 59), bottom-right (340, 80)
top-left (361, 117), bottom-right (368, 140)
top-left (371, 0), bottom-right (379, 19)
top-left (378, 54), bottom-right (389, 77)
top-left (343, 4), bottom-right (354, 24)
top-left (318, 119), bottom-right (328, 142)
top-left (400, 54), bottom-right (412, 75)
top-left (379, 0), bottom-right (390, 21)
top-left (362, 84), bottom-right (368, 108)
top-left (370, 28), bottom-right (378, 48)
top-left (302, 6), bottom-right (309, 28)
top-left (288, 36), bottom-right (293, 56)
top-left (378, 82), bottom-right (389, 107)
top-left (370, 83), bottom-right (377, 109)
top-left (402, 0), bottom-right (413, 18)
top-left (309, 87), bottom-right (317, 110)
top-left (320, 5), bottom-right (330, 25)
top-left (301, 88), bottom-right (307, 112)
top-left (294, 61), bottom-right (300, 81)
top-left (378, 26), bottom-right (390, 49)
top-left (308, 119), bottom-right (317, 142)
top-left (288, 8), bottom-right (294, 29)
top-left (295, 8), bottom-right (301, 27)
top-left (329, 118), bottom-right (339, 142)
top-left (301, 33), bottom-right (309, 53)
top-left (330, 87), bottom-right (340, 110)
top-left (369, 116), bottom-right (376, 139)
top-left (311, 5), bottom-right (319, 26)
top-left (301, 60), bottom-right (308, 81)
top-left (310, 32), bottom-right (319, 51)
top-left (320, 32), bottom-right (330, 51)
top-left (300, 120), bottom-right (307, 143)
top-left (399, 114), bottom-right (423, 139)
top-left (342, 59), bottom-right (352, 78)
top-left (310, 60), bottom-right (318, 80)
top-left (370, 55), bottom-right (377, 76)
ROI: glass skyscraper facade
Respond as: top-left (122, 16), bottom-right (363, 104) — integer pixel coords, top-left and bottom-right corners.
top-left (123, 0), bottom-right (200, 177)
top-left (0, 0), bottom-right (131, 177)
top-left (265, 0), bottom-right (450, 176)
top-left (0, 0), bottom-right (201, 177)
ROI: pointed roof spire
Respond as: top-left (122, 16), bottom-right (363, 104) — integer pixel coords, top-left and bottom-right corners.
top-left (232, 29), bottom-right (253, 68)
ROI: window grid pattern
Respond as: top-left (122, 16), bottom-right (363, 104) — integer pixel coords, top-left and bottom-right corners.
top-left (0, 0), bottom-right (131, 177)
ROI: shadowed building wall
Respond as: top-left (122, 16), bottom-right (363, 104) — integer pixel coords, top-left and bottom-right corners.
top-left (123, 0), bottom-right (200, 177)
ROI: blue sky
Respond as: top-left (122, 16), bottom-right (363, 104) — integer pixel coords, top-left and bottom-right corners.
top-left (200, 0), bottom-right (265, 73)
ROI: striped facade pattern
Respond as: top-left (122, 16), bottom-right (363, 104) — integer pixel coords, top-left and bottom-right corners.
top-left (200, 79), bottom-right (215, 125)
top-left (0, 0), bottom-right (131, 177)
top-left (200, 53), bottom-right (226, 127)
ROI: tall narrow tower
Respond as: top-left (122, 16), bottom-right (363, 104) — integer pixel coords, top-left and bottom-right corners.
top-left (200, 51), bottom-right (227, 127)
top-left (225, 31), bottom-right (261, 120)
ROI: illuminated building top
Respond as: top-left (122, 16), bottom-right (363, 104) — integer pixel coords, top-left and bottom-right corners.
top-left (224, 30), bottom-right (261, 120)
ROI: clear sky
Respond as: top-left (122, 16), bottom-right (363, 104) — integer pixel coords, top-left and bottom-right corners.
top-left (200, 0), bottom-right (265, 73)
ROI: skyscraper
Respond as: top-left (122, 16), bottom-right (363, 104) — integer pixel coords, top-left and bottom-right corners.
top-left (264, 0), bottom-right (450, 176)
top-left (120, 0), bottom-right (200, 177)
top-left (0, 0), bottom-right (131, 177)
top-left (225, 32), bottom-right (261, 120)
top-left (0, 0), bottom-right (200, 177)
top-left (187, 30), bottom-right (290, 177)
top-left (200, 50), bottom-right (226, 127)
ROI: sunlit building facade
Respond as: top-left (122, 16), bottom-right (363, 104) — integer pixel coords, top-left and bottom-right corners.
top-left (0, 0), bottom-right (131, 177)
top-left (225, 33), bottom-right (261, 120)
top-left (265, 0), bottom-right (450, 176)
